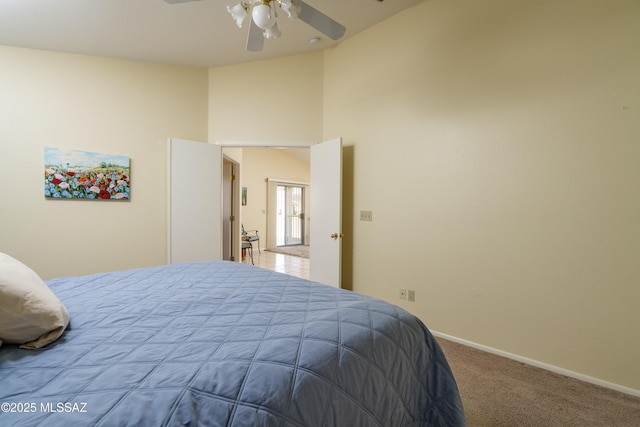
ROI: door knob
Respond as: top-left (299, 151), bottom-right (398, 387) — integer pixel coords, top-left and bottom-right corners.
top-left (330, 233), bottom-right (344, 240)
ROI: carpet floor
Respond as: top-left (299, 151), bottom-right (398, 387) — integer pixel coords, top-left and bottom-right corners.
top-left (436, 338), bottom-right (640, 426)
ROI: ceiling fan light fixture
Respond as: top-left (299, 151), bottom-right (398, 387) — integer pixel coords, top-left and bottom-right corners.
top-left (221, 0), bottom-right (345, 52)
top-left (263, 22), bottom-right (281, 39)
top-left (280, 0), bottom-right (301, 20)
top-left (227, 3), bottom-right (249, 28)
top-left (252, 2), bottom-right (276, 30)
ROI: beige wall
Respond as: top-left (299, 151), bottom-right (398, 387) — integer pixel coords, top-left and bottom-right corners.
top-left (208, 52), bottom-right (323, 143)
top-left (0, 46), bottom-right (208, 279)
top-left (323, 0), bottom-right (640, 391)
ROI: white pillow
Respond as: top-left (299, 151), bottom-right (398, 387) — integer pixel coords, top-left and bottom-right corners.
top-left (0, 252), bottom-right (69, 349)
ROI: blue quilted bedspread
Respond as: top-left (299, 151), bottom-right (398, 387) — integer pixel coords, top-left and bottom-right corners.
top-left (0, 261), bottom-right (466, 426)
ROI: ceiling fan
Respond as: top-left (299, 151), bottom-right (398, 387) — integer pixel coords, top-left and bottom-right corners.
top-left (164, 0), bottom-right (346, 52)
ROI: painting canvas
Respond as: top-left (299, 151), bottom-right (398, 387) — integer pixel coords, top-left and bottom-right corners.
top-left (44, 147), bottom-right (130, 200)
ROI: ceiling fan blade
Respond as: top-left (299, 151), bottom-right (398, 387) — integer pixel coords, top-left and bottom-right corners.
top-left (246, 19), bottom-right (265, 52)
top-left (298, 1), bottom-right (346, 41)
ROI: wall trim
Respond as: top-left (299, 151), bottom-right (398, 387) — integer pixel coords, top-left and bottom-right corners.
top-left (267, 178), bottom-right (309, 186)
top-left (216, 140), bottom-right (314, 148)
top-left (431, 331), bottom-right (640, 399)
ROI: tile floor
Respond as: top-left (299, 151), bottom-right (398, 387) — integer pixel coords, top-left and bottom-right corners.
top-left (242, 248), bottom-right (310, 280)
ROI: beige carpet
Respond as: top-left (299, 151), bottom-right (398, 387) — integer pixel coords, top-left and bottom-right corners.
top-left (436, 338), bottom-right (640, 426)
top-left (265, 245), bottom-right (310, 259)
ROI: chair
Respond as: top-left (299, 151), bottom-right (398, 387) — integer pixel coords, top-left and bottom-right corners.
top-left (242, 241), bottom-right (254, 265)
top-left (241, 224), bottom-right (260, 253)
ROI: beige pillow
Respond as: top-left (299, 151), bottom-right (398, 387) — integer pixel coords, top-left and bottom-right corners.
top-left (0, 252), bottom-right (69, 349)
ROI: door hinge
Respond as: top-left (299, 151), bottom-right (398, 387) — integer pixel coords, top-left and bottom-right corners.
top-left (230, 215), bottom-right (235, 222)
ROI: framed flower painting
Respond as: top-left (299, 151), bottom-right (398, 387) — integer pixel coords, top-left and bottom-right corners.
top-left (44, 147), bottom-right (130, 200)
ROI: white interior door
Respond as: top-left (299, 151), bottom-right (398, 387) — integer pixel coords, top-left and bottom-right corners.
top-left (310, 137), bottom-right (342, 287)
top-left (167, 138), bottom-right (222, 264)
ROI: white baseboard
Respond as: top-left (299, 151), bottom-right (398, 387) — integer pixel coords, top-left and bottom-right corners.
top-left (431, 331), bottom-right (640, 399)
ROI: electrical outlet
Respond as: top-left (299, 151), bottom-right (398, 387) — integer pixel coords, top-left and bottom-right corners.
top-left (360, 210), bottom-right (373, 221)
top-left (407, 290), bottom-right (415, 302)
top-left (399, 288), bottom-right (407, 300)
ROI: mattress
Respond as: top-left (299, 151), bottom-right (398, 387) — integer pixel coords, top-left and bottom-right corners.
top-left (0, 261), bottom-right (466, 426)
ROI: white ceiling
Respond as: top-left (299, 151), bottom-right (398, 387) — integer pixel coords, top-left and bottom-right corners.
top-left (0, 0), bottom-right (422, 69)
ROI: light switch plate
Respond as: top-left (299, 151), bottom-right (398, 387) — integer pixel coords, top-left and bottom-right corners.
top-left (360, 211), bottom-right (373, 221)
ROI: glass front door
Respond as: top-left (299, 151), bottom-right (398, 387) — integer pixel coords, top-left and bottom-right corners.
top-left (276, 184), bottom-right (305, 246)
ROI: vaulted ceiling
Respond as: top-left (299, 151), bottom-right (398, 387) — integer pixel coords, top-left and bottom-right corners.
top-left (0, 0), bottom-right (422, 68)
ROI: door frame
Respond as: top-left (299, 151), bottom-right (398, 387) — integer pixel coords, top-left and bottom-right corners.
top-left (222, 156), bottom-right (240, 261)
top-left (216, 139), bottom-right (342, 287)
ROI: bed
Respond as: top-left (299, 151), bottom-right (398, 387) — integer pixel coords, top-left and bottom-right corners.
top-left (0, 259), bottom-right (466, 426)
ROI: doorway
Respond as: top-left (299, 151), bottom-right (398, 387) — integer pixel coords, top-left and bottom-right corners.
top-left (276, 184), bottom-right (305, 246)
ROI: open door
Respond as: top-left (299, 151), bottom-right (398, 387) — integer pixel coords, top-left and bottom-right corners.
top-left (168, 138), bottom-right (342, 282)
top-left (167, 138), bottom-right (222, 263)
top-left (310, 138), bottom-right (342, 287)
